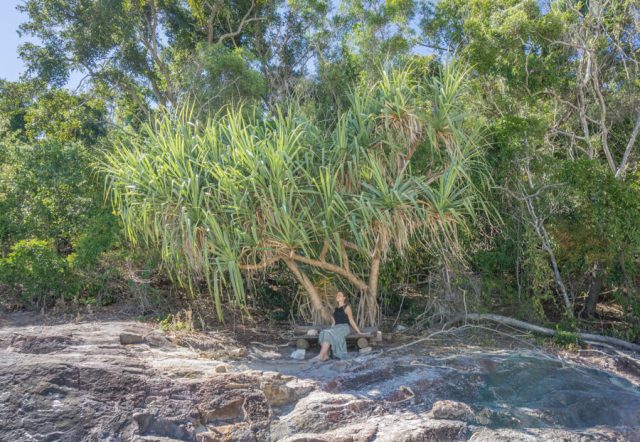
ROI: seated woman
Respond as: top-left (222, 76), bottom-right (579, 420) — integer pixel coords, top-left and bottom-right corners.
top-left (312, 291), bottom-right (362, 361)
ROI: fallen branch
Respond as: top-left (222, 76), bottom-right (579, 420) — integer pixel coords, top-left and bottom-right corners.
top-left (447, 313), bottom-right (640, 353)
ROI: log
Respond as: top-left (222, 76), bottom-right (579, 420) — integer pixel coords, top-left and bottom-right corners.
top-left (296, 338), bottom-right (310, 350)
top-left (446, 313), bottom-right (640, 353)
top-left (356, 337), bottom-right (370, 349)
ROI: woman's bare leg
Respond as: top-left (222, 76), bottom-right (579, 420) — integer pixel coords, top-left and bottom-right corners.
top-left (311, 342), bottom-right (331, 361)
top-left (319, 342), bottom-right (330, 360)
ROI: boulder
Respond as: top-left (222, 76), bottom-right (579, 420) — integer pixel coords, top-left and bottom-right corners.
top-left (196, 423), bottom-right (256, 441)
top-left (374, 414), bottom-right (467, 442)
top-left (279, 421), bottom-right (378, 442)
top-left (277, 413), bottom-right (468, 442)
top-left (120, 332), bottom-right (145, 345)
top-left (144, 331), bottom-right (172, 348)
top-left (262, 377), bottom-right (315, 407)
top-left (270, 392), bottom-right (375, 439)
top-left (427, 400), bottom-right (474, 422)
top-left (215, 364), bottom-right (231, 373)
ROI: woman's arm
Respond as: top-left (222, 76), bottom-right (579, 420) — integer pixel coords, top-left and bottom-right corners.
top-left (344, 306), bottom-right (362, 334)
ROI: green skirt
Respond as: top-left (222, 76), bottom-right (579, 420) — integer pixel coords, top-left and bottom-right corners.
top-left (318, 323), bottom-right (351, 359)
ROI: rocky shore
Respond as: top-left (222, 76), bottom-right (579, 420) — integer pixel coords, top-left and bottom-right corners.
top-left (1, 312), bottom-right (639, 441)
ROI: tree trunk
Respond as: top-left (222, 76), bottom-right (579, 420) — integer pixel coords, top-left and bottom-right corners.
top-left (521, 186), bottom-right (573, 316)
top-left (359, 249), bottom-right (381, 328)
top-left (619, 252), bottom-right (637, 300)
top-left (584, 263), bottom-right (604, 317)
top-left (284, 259), bottom-right (332, 324)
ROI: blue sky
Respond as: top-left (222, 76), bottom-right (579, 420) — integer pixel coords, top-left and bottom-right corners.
top-left (1, 0), bottom-right (83, 87)
top-left (0, 1), bottom-right (29, 82)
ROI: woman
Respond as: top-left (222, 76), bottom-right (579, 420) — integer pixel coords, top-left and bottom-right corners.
top-left (312, 291), bottom-right (362, 361)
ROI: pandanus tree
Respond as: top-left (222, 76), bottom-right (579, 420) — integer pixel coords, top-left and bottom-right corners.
top-left (102, 62), bottom-right (490, 326)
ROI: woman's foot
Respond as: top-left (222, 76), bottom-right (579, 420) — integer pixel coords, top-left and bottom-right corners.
top-left (311, 354), bottom-right (329, 362)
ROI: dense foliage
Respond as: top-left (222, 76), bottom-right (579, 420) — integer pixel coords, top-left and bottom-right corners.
top-left (1, 0), bottom-right (639, 339)
top-left (102, 64), bottom-right (490, 326)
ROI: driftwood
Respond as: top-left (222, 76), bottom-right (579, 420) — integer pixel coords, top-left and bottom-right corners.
top-left (445, 313), bottom-right (640, 353)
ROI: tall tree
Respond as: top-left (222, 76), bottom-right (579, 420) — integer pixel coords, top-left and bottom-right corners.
top-left (423, 0), bottom-right (640, 317)
top-left (103, 63), bottom-right (491, 325)
top-left (17, 0), bottom-right (269, 114)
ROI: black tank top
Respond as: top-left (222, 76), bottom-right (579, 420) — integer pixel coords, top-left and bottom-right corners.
top-left (334, 305), bottom-right (349, 324)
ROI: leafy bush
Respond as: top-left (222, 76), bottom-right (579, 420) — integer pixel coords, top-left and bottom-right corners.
top-left (0, 134), bottom-right (122, 311)
top-left (0, 239), bottom-right (75, 308)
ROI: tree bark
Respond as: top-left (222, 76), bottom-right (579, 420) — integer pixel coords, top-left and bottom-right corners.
top-left (615, 113), bottom-right (640, 178)
top-left (584, 262), bottom-right (604, 317)
top-left (523, 195), bottom-right (573, 315)
top-left (290, 253), bottom-right (368, 291)
top-left (359, 248), bottom-right (381, 328)
top-left (284, 259), bottom-right (332, 324)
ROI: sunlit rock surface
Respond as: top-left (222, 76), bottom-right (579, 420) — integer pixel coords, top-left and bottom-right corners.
top-left (1, 312), bottom-right (639, 441)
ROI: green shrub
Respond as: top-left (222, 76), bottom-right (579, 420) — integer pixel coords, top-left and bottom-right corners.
top-left (553, 330), bottom-right (583, 349)
top-left (0, 239), bottom-right (75, 308)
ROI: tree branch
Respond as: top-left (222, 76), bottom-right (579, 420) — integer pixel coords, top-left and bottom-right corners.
top-left (445, 313), bottom-right (640, 353)
top-left (290, 253), bottom-right (368, 291)
top-left (215, 0), bottom-right (265, 46)
top-left (615, 112), bottom-right (640, 178)
top-left (237, 255), bottom-right (280, 271)
top-left (284, 258), bottom-right (331, 324)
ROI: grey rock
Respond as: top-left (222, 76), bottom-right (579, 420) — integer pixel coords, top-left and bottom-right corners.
top-left (469, 427), bottom-right (639, 441)
top-left (196, 423), bottom-right (256, 441)
top-left (270, 392), bottom-right (375, 439)
top-left (144, 331), bottom-right (172, 348)
top-left (2, 314), bottom-right (640, 442)
top-left (427, 400), bottom-right (474, 422)
top-left (120, 331), bottom-right (145, 345)
top-left (276, 414), bottom-right (467, 442)
top-left (214, 363), bottom-right (230, 373)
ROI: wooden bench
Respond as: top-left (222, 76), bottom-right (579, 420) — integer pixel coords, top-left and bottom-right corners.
top-left (292, 325), bottom-right (382, 350)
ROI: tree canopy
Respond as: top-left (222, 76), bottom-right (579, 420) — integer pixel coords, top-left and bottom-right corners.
top-left (103, 63), bottom-right (491, 325)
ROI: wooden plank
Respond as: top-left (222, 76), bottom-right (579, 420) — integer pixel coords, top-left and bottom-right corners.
top-left (293, 325), bottom-right (379, 337)
top-left (292, 334), bottom-right (381, 342)
top-left (294, 325), bottom-right (378, 332)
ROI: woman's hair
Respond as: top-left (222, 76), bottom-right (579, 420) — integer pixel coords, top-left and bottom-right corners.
top-left (336, 291), bottom-right (348, 305)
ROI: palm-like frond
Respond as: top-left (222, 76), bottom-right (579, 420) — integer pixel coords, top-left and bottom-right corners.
top-left (101, 61), bottom-right (493, 324)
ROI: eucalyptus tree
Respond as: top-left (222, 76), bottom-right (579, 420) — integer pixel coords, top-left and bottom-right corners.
top-left (423, 0), bottom-right (640, 318)
top-left (18, 0), bottom-right (272, 115)
top-left (103, 63), bottom-right (490, 326)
